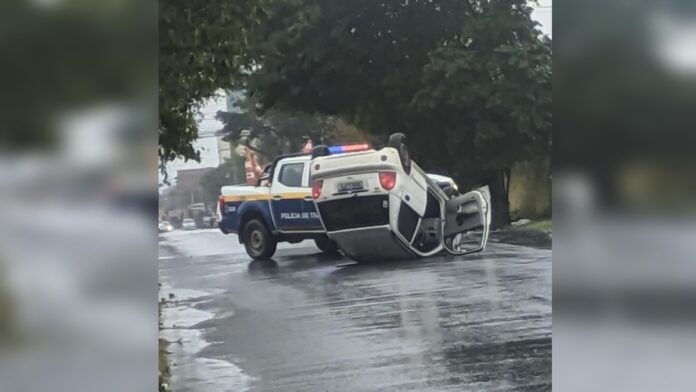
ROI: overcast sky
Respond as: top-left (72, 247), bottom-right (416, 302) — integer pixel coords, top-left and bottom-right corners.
top-left (159, 91), bottom-right (226, 190)
top-left (533, 0), bottom-right (552, 37)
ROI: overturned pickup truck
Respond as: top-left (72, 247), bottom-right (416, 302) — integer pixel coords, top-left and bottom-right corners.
top-left (310, 133), bottom-right (491, 262)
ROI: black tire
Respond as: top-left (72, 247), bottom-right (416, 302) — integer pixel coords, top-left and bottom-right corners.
top-left (311, 145), bottom-right (331, 159)
top-left (387, 133), bottom-right (411, 174)
top-left (314, 235), bottom-right (340, 255)
top-left (242, 219), bottom-right (277, 259)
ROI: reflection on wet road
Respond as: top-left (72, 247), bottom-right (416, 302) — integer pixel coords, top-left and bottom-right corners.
top-left (159, 229), bottom-right (551, 391)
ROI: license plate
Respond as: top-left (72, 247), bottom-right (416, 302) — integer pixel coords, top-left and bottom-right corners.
top-left (337, 180), bottom-right (364, 192)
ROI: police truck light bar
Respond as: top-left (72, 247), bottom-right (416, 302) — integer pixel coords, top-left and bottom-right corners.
top-left (328, 144), bottom-right (370, 154)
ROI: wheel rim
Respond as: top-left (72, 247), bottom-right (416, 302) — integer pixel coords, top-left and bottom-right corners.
top-left (250, 230), bottom-right (263, 252)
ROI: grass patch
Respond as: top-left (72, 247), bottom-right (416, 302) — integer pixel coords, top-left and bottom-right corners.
top-left (525, 219), bottom-right (552, 232)
top-left (0, 291), bottom-right (13, 345)
top-left (159, 337), bottom-right (170, 391)
top-left (0, 265), bottom-right (18, 347)
top-left (159, 299), bottom-right (170, 391)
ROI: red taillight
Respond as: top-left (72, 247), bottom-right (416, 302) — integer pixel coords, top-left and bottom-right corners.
top-left (379, 171), bottom-right (396, 190)
top-left (218, 195), bottom-right (225, 212)
top-left (312, 180), bottom-right (323, 199)
top-left (342, 143), bottom-right (370, 152)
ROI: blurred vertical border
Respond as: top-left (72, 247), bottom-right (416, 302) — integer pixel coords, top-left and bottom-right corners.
top-left (554, 0), bottom-right (696, 391)
top-left (0, 1), bottom-right (157, 392)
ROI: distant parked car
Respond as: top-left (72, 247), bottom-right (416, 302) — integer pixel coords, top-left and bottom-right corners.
top-left (203, 216), bottom-right (217, 228)
top-left (181, 218), bottom-right (197, 230)
top-left (158, 220), bottom-right (174, 233)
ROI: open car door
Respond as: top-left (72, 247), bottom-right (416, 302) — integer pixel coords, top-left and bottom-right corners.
top-left (442, 190), bottom-right (491, 255)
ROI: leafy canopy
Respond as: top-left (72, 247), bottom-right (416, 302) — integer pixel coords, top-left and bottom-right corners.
top-left (216, 94), bottom-right (332, 161)
top-left (217, 94), bottom-right (374, 162)
top-left (159, 0), bottom-right (269, 166)
top-left (248, 0), bottom-right (551, 185)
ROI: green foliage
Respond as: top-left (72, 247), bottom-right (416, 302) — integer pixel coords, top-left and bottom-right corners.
top-left (1, 1), bottom-right (155, 150)
top-left (199, 155), bottom-right (246, 204)
top-left (160, 0), bottom-right (550, 226)
top-left (0, 263), bottom-right (16, 345)
top-left (159, 0), bottom-right (269, 166)
top-left (216, 95), bottom-right (327, 161)
top-left (411, 3), bottom-right (551, 184)
top-left (556, 0), bottom-right (696, 167)
top-left (322, 117), bottom-right (378, 147)
top-left (217, 94), bottom-right (372, 161)
top-left (248, 0), bottom-right (551, 183)
top-left (247, 0), bottom-right (551, 225)
top-left (526, 219), bottom-right (552, 232)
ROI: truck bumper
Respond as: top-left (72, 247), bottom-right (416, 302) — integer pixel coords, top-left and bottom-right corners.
top-left (218, 220), bottom-right (236, 235)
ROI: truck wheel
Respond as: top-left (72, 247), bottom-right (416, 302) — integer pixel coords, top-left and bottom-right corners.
top-left (388, 133), bottom-right (411, 174)
top-left (314, 235), bottom-right (340, 255)
top-left (311, 145), bottom-right (331, 159)
top-left (243, 219), bottom-right (277, 259)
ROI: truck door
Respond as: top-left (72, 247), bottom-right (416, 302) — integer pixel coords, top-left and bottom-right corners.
top-left (442, 190), bottom-right (491, 255)
top-left (271, 161), bottom-right (315, 231)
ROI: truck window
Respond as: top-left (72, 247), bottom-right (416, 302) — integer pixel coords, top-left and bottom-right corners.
top-left (278, 163), bottom-right (304, 187)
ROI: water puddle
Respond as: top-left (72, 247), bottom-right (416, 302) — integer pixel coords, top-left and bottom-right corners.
top-left (160, 282), bottom-right (254, 392)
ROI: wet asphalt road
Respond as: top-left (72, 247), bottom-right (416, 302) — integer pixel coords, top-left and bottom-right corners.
top-left (159, 229), bottom-right (551, 392)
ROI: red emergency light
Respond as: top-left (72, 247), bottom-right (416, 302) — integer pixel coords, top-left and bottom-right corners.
top-left (328, 143), bottom-right (370, 153)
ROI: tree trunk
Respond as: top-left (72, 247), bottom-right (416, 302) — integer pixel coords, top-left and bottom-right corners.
top-left (487, 170), bottom-right (511, 229)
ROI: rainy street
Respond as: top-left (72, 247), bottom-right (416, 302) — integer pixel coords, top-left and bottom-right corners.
top-left (159, 229), bottom-right (551, 392)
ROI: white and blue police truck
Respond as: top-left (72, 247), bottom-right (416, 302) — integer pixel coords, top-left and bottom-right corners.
top-left (217, 152), bottom-right (339, 259)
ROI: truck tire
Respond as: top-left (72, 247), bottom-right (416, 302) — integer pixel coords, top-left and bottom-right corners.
top-left (242, 219), bottom-right (277, 259)
top-left (314, 235), bottom-right (340, 255)
top-left (388, 133), bottom-right (411, 174)
top-left (311, 145), bottom-right (331, 159)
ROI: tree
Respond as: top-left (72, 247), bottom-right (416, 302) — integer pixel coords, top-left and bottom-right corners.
top-left (199, 156), bottom-right (246, 205)
top-left (159, 0), bottom-right (269, 169)
top-left (247, 0), bottom-right (551, 227)
top-left (1, 1), bottom-right (155, 150)
top-left (216, 95), bottom-right (327, 161)
top-left (409, 2), bottom-right (551, 226)
top-left (555, 0), bottom-right (696, 207)
top-left (216, 95), bottom-right (371, 162)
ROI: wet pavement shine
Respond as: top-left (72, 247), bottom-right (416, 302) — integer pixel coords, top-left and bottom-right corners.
top-left (159, 229), bottom-right (551, 392)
